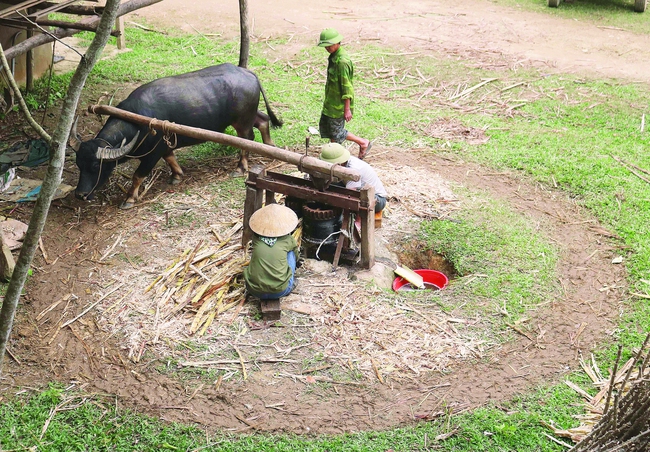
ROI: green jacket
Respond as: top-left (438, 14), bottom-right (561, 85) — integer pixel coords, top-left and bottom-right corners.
top-left (244, 235), bottom-right (298, 294)
top-left (322, 47), bottom-right (355, 118)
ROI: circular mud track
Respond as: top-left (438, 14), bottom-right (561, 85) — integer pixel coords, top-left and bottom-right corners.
top-left (0, 0), bottom-right (633, 435)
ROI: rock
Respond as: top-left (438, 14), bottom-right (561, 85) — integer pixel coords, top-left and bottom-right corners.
top-left (302, 258), bottom-right (335, 275)
top-left (352, 262), bottom-right (396, 290)
top-left (1, 218), bottom-right (28, 250)
top-left (0, 234), bottom-right (15, 282)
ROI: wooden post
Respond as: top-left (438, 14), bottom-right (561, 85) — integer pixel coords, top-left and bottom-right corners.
top-left (331, 210), bottom-right (350, 270)
top-left (115, 16), bottom-right (126, 49)
top-left (242, 165), bottom-right (265, 246)
top-left (359, 187), bottom-right (375, 269)
top-left (26, 26), bottom-right (34, 92)
top-left (265, 189), bottom-right (276, 206)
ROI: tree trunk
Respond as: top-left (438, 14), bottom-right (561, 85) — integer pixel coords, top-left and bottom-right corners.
top-left (0, 0), bottom-right (123, 375)
top-left (238, 0), bottom-right (250, 68)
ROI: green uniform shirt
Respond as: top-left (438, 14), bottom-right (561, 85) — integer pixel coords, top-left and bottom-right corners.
top-left (244, 235), bottom-right (298, 295)
top-left (322, 47), bottom-right (355, 118)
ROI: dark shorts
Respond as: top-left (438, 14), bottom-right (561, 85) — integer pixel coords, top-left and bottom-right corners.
top-left (319, 113), bottom-right (348, 143)
top-left (375, 195), bottom-right (387, 213)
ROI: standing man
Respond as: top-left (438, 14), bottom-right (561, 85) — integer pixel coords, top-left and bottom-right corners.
top-left (317, 28), bottom-right (372, 160)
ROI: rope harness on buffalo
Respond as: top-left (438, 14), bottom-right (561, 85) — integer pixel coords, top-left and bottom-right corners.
top-left (159, 120), bottom-right (177, 150)
top-left (88, 119), bottom-right (178, 200)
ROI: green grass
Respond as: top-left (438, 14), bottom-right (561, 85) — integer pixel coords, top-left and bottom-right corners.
top-left (493, 0), bottom-right (650, 34)
top-left (7, 18), bottom-right (650, 452)
top-left (0, 384), bottom-right (580, 451)
top-left (420, 193), bottom-right (558, 325)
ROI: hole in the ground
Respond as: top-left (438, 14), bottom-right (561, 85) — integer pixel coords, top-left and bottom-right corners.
top-left (395, 240), bottom-right (457, 279)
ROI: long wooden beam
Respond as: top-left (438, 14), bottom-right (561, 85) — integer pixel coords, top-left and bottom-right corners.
top-left (0, 17), bottom-right (120, 36)
top-left (0, 0), bottom-right (100, 16)
top-left (42, 3), bottom-right (103, 16)
top-left (3, 0), bottom-right (161, 61)
top-left (87, 104), bottom-right (361, 183)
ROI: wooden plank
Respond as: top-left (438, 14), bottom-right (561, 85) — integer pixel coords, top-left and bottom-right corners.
top-left (265, 189), bottom-right (276, 206)
top-left (3, 0), bottom-right (164, 61)
top-left (0, 0), bottom-right (45, 19)
top-left (87, 104), bottom-right (361, 182)
top-left (254, 178), bottom-right (361, 212)
top-left (331, 210), bottom-right (350, 270)
top-left (260, 299), bottom-right (281, 321)
top-left (242, 165), bottom-right (264, 246)
top-left (28, 0), bottom-right (81, 18)
top-left (359, 187), bottom-right (375, 269)
top-left (266, 171), bottom-right (359, 197)
top-left (0, 18), bottom-right (121, 35)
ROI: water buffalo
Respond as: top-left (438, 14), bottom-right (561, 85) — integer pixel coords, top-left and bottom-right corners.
top-left (70, 63), bottom-right (282, 209)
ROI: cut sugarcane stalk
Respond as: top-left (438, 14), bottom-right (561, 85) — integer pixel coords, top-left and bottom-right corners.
top-left (394, 266), bottom-right (425, 290)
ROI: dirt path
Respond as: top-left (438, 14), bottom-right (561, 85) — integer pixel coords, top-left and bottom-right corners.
top-left (134, 0), bottom-right (650, 83)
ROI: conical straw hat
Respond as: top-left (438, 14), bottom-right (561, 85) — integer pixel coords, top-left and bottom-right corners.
top-left (249, 204), bottom-right (299, 237)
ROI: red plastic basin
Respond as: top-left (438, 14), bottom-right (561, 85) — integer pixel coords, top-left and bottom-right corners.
top-left (392, 269), bottom-right (449, 292)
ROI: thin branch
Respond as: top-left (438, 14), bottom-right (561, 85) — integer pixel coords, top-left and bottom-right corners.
top-left (0, 43), bottom-right (52, 143)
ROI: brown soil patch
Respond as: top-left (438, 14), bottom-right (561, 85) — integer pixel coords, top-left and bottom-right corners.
top-left (134, 0), bottom-right (650, 84)
top-left (396, 242), bottom-right (457, 278)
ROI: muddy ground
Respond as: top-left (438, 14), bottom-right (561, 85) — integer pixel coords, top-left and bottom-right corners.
top-left (0, 0), bottom-right (636, 435)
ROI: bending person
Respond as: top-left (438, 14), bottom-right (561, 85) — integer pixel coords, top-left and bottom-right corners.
top-left (319, 143), bottom-right (388, 213)
top-left (244, 204), bottom-right (300, 299)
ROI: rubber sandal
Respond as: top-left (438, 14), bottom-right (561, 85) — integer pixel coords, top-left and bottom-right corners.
top-left (359, 140), bottom-right (373, 160)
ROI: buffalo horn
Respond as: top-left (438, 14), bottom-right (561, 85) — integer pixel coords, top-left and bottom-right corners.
top-left (68, 117), bottom-right (82, 152)
top-left (96, 131), bottom-right (140, 160)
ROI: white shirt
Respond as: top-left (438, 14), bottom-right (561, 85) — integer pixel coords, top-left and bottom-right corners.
top-left (345, 156), bottom-right (388, 198)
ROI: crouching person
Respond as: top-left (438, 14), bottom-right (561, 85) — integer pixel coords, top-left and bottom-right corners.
top-left (319, 142), bottom-right (388, 213)
top-left (244, 204), bottom-right (300, 299)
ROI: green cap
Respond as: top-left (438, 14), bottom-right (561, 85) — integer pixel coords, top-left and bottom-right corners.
top-left (319, 143), bottom-right (350, 164)
top-left (317, 28), bottom-right (343, 47)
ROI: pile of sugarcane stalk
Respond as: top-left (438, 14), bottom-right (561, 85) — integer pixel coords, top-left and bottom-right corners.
top-left (145, 222), bottom-right (248, 336)
top-left (546, 333), bottom-right (650, 451)
top-left (145, 219), bottom-right (303, 336)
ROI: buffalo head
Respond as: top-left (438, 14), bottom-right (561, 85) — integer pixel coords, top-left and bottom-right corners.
top-left (70, 119), bottom-right (140, 200)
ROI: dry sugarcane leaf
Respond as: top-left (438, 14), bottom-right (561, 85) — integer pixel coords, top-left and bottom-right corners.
top-left (197, 310), bottom-right (217, 336)
top-left (190, 288), bottom-right (224, 334)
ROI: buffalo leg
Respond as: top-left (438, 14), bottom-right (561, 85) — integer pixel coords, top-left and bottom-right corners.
top-left (123, 174), bottom-right (146, 210)
top-left (231, 124), bottom-right (256, 176)
top-left (122, 158), bottom-right (160, 209)
top-left (254, 111), bottom-right (275, 146)
top-left (163, 151), bottom-right (184, 185)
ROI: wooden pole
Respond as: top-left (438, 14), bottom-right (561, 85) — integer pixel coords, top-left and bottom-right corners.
top-left (87, 104), bottom-right (361, 183)
top-left (359, 186), bottom-right (375, 269)
top-left (0, 18), bottom-right (122, 36)
top-left (332, 210), bottom-right (350, 270)
top-left (25, 33), bottom-right (33, 92)
top-left (242, 165), bottom-right (265, 247)
top-left (115, 16), bottom-right (126, 49)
